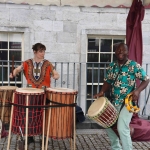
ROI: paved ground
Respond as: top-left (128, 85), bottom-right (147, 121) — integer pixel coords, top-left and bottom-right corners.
top-left (0, 129), bottom-right (150, 150)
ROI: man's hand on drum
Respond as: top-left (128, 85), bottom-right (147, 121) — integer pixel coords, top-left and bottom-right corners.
top-left (93, 91), bottom-right (104, 99)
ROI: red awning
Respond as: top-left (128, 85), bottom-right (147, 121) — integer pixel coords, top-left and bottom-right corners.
top-left (126, 0), bottom-right (145, 65)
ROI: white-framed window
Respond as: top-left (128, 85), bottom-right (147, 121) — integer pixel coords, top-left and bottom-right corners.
top-left (0, 32), bottom-right (24, 87)
top-left (86, 35), bottom-right (125, 110)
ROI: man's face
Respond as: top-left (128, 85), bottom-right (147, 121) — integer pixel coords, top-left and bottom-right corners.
top-left (34, 49), bottom-right (45, 59)
top-left (115, 44), bottom-right (128, 62)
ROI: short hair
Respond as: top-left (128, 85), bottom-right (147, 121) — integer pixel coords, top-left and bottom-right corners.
top-left (113, 43), bottom-right (120, 51)
top-left (117, 42), bottom-right (128, 51)
top-left (32, 43), bottom-right (46, 52)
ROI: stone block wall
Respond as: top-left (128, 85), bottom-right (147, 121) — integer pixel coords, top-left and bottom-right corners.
top-left (0, 3), bottom-right (150, 114)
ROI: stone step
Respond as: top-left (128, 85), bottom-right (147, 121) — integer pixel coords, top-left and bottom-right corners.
top-left (76, 116), bottom-right (104, 129)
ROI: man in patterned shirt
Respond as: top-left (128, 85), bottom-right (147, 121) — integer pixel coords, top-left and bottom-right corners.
top-left (94, 43), bottom-right (149, 150)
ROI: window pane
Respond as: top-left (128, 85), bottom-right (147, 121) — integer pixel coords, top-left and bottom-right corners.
top-left (87, 69), bottom-right (99, 83)
top-left (0, 32), bottom-right (22, 86)
top-left (0, 51), bottom-right (8, 65)
top-left (87, 69), bottom-right (105, 83)
top-left (0, 50), bottom-right (8, 60)
top-left (87, 53), bottom-right (99, 62)
top-left (100, 53), bottom-right (111, 64)
top-left (0, 42), bottom-right (8, 49)
top-left (87, 69), bottom-right (98, 82)
top-left (88, 38), bottom-right (99, 52)
top-left (9, 51), bottom-right (21, 61)
top-left (113, 39), bottom-right (124, 44)
top-left (100, 39), bottom-right (112, 52)
top-left (9, 42), bottom-right (21, 49)
top-left (87, 85), bottom-right (102, 98)
top-left (0, 67), bottom-right (8, 81)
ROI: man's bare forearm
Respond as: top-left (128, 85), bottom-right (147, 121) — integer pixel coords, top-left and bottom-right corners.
top-left (100, 81), bottom-right (111, 93)
top-left (13, 65), bottom-right (22, 77)
top-left (136, 79), bottom-right (149, 93)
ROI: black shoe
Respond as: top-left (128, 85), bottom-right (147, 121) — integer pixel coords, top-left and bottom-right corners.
top-left (28, 136), bottom-right (34, 145)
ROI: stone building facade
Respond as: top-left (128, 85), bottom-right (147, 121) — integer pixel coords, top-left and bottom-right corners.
top-left (0, 3), bottom-right (150, 114)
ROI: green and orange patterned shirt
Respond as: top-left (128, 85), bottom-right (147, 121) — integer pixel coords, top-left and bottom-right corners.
top-left (104, 59), bottom-right (149, 106)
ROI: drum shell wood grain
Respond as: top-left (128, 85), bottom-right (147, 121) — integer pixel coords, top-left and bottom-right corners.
top-left (0, 86), bottom-right (18, 124)
top-left (45, 88), bottom-right (77, 139)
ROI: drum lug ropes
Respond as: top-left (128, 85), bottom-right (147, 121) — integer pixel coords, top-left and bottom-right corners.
top-left (45, 87), bottom-right (77, 150)
top-left (87, 97), bottom-right (119, 128)
top-left (7, 88), bottom-right (46, 150)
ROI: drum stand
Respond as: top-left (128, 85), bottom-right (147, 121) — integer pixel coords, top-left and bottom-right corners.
top-left (7, 92), bottom-right (15, 150)
top-left (1, 91), bottom-right (6, 124)
top-left (42, 95), bottom-right (46, 150)
top-left (71, 95), bottom-right (76, 150)
top-left (0, 91), bottom-right (6, 140)
top-left (45, 100), bottom-right (51, 150)
top-left (7, 93), bottom-right (46, 150)
top-left (45, 95), bottom-right (76, 150)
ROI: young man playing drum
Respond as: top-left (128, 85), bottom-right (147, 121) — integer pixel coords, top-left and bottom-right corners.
top-left (10, 43), bottom-right (59, 144)
top-left (94, 43), bottom-right (149, 150)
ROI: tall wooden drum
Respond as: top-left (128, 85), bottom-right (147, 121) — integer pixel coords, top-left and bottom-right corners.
top-left (11, 88), bottom-right (45, 136)
top-left (0, 86), bottom-right (18, 124)
top-left (45, 87), bottom-right (77, 139)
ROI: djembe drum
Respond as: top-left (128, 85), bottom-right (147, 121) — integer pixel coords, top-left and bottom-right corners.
top-left (11, 88), bottom-right (45, 135)
top-left (88, 96), bottom-right (135, 138)
top-left (45, 87), bottom-right (77, 150)
top-left (0, 86), bottom-right (18, 124)
top-left (88, 97), bottom-right (119, 128)
top-left (7, 88), bottom-right (46, 150)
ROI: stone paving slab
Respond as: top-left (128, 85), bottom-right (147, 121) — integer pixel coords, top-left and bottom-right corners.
top-left (0, 129), bottom-right (150, 150)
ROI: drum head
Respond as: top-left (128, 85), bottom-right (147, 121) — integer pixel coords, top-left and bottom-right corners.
top-left (0, 86), bottom-right (18, 90)
top-left (46, 87), bottom-right (76, 93)
top-left (16, 88), bottom-right (44, 93)
top-left (88, 97), bottom-right (107, 117)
